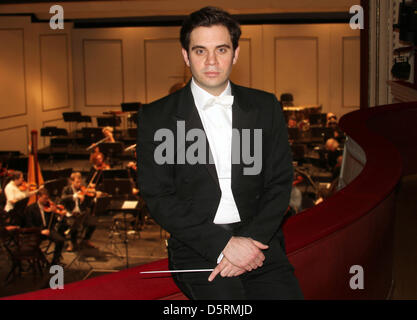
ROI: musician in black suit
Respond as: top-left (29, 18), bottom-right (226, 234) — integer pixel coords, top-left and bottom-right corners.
top-left (61, 172), bottom-right (97, 251)
top-left (23, 188), bottom-right (66, 265)
top-left (137, 7), bottom-right (303, 300)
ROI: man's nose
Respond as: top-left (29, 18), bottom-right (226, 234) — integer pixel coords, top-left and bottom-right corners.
top-left (205, 51), bottom-right (218, 65)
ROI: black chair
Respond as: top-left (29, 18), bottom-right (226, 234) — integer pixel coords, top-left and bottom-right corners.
top-left (9, 197), bottom-right (29, 226)
top-left (1, 227), bottom-right (47, 284)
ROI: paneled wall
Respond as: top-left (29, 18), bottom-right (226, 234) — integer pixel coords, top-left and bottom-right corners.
top-left (72, 23), bottom-right (359, 120)
top-left (0, 18), bottom-right (359, 154)
top-left (0, 17), bottom-right (74, 154)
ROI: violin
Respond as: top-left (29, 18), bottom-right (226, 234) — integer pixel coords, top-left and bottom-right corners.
top-left (95, 162), bottom-right (110, 170)
top-left (43, 200), bottom-right (66, 216)
top-left (19, 181), bottom-right (39, 192)
top-left (79, 185), bottom-right (97, 197)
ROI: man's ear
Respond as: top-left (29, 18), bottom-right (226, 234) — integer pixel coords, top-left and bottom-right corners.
top-left (182, 48), bottom-right (190, 67)
top-left (232, 46), bottom-right (240, 65)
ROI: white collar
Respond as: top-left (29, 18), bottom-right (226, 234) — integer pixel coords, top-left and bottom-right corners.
top-left (191, 78), bottom-right (232, 110)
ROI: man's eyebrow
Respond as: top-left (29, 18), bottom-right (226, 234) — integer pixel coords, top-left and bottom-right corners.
top-left (190, 44), bottom-right (231, 51)
top-left (191, 45), bottom-right (206, 51)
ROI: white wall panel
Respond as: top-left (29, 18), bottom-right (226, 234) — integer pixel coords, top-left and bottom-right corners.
top-left (230, 38), bottom-right (252, 88)
top-left (40, 34), bottom-right (71, 111)
top-left (83, 39), bottom-right (124, 106)
top-left (0, 125), bottom-right (28, 154)
top-left (342, 36), bottom-right (360, 108)
top-left (144, 38), bottom-right (184, 103)
top-left (0, 29), bottom-right (27, 119)
top-left (275, 37), bottom-right (319, 105)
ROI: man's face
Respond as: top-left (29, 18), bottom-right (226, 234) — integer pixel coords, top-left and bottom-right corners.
top-left (73, 178), bottom-right (82, 189)
top-left (15, 174), bottom-right (23, 185)
top-left (39, 194), bottom-right (49, 206)
top-left (96, 155), bottom-right (103, 165)
top-left (182, 25), bottom-right (240, 96)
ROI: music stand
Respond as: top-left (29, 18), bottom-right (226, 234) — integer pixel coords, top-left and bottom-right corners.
top-left (102, 169), bottom-right (129, 180)
top-left (121, 102), bottom-right (141, 112)
top-left (41, 127), bottom-right (69, 164)
top-left (81, 128), bottom-right (104, 145)
top-left (97, 116), bottom-right (121, 134)
top-left (77, 115), bottom-right (92, 128)
top-left (309, 113), bottom-right (327, 127)
top-left (99, 142), bottom-right (124, 167)
top-left (288, 128), bottom-right (300, 141)
top-left (63, 112), bottom-right (82, 134)
top-left (291, 144), bottom-right (305, 163)
top-left (311, 127), bottom-right (334, 143)
top-left (102, 179), bottom-right (136, 268)
top-left (44, 178), bottom-right (68, 202)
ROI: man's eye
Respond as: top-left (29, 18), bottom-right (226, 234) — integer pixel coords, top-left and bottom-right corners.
top-left (217, 47), bottom-right (227, 53)
top-left (196, 49), bottom-right (205, 55)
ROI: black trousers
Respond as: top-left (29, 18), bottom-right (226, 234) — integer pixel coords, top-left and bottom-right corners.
top-left (70, 213), bottom-right (97, 245)
top-left (41, 230), bottom-right (65, 264)
top-left (168, 233), bottom-right (303, 300)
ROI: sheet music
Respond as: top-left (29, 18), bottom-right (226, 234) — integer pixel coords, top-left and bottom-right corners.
top-left (122, 201), bottom-right (138, 209)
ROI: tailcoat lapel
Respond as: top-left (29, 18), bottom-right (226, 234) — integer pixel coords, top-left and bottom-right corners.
top-left (175, 82), bottom-right (220, 189)
top-left (230, 83), bottom-right (259, 190)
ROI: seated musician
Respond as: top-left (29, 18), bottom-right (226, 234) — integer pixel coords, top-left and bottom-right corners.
top-left (3, 171), bottom-right (41, 225)
top-left (287, 115), bottom-right (297, 128)
top-left (102, 126), bottom-right (115, 143)
top-left (61, 172), bottom-right (97, 251)
top-left (23, 188), bottom-right (66, 266)
top-left (88, 126), bottom-right (116, 162)
top-left (126, 148), bottom-right (139, 195)
top-left (325, 113), bottom-right (345, 143)
top-left (88, 152), bottom-right (110, 188)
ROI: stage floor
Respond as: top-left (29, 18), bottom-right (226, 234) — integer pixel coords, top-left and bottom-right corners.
top-left (0, 217), bottom-right (168, 298)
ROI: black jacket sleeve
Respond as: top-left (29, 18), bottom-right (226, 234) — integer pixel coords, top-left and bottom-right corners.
top-left (236, 95), bottom-right (293, 244)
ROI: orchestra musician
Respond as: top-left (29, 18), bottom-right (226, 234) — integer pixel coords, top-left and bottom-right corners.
top-left (126, 147), bottom-right (139, 195)
top-left (3, 170), bottom-right (41, 226)
top-left (102, 126), bottom-right (115, 143)
top-left (23, 188), bottom-right (66, 266)
top-left (87, 151), bottom-right (110, 188)
top-left (88, 126), bottom-right (116, 161)
top-left (61, 172), bottom-right (98, 251)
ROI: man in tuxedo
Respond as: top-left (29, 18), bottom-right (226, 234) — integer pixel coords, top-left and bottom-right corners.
top-left (61, 172), bottom-right (97, 251)
top-left (137, 6), bottom-right (303, 299)
top-left (24, 188), bottom-right (66, 265)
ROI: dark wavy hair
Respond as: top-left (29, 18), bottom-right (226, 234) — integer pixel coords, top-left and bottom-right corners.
top-left (180, 6), bottom-right (241, 51)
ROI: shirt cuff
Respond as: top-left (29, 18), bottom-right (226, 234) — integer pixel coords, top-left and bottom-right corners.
top-left (217, 252), bottom-right (224, 264)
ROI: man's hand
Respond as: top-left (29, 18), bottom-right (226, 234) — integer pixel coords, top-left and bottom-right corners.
top-left (208, 256), bottom-right (246, 282)
top-left (222, 236), bottom-right (269, 271)
top-left (41, 229), bottom-right (50, 236)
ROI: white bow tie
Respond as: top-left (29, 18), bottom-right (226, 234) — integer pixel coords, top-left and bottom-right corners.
top-left (203, 95), bottom-right (234, 110)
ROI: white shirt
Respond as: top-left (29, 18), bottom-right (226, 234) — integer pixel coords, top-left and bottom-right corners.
top-left (4, 181), bottom-right (29, 212)
top-left (72, 185), bottom-right (81, 214)
top-left (190, 78), bottom-right (241, 225)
